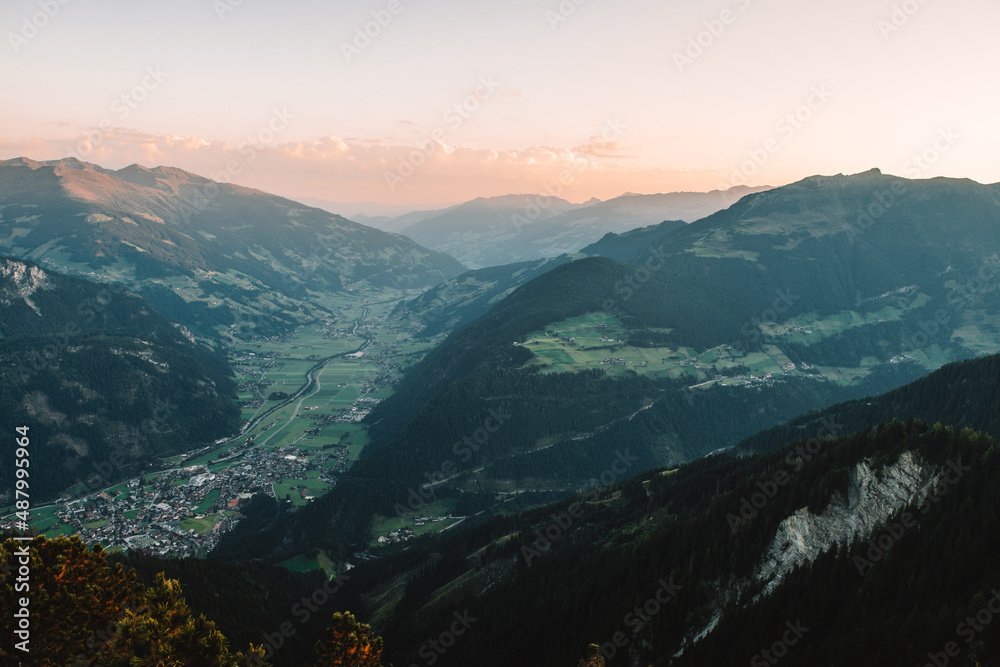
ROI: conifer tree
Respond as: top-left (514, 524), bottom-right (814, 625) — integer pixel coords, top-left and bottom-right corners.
top-left (314, 611), bottom-right (385, 667)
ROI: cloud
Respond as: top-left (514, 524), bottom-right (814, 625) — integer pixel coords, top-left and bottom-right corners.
top-left (0, 127), bottom-right (722, 206)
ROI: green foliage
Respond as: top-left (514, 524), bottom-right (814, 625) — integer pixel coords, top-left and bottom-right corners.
top-left (0, 535), bottom-right (140, 666)
top-left (0, 536), bottom-right (268, 666)
top-left (95, 573), bottom-right (269, 666)
top-left (314, 612), bottom-right (385, 667)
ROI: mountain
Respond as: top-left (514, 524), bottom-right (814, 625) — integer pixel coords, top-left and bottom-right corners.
top-left (0, 256), bottom-right (239, 502)
top-left (348, 422), bottom-right (1000, 667)
top-left (353, 207), bottom-right (461, 233)
top-left (373, 170), bottom-right (999, 436)
top-left (319, 352), bottom-right (1000, 666)
top-left (396, 187), bottom-right (769, 268)
top-left (377, 169), bottom-right (1000, 438)
top-left (207, 169), bottom-right (1000, 565)
top-left (293, 197), bottom-right (461, 232)
top-left (396, 194), bottom-right (582, 267)
top-left (0, 157), bottom-right (465, 335)
top-left (394, 254), bottom-right (577, 337)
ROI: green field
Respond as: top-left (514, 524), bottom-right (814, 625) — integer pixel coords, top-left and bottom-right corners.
top-left (273, 476), bottom-right (332, 506)
top-left (278, 551), bottom-right (337, 573)
top-left (521, 305), bottom-right (1000, 390)
top-left (369, 499), bottom-right (460, 547)
top-left (24, 505), bottom-right (64, 533)
top-left (195, 488), bottom-right (222, 514)
top-left (179, 514), bottom-right (221, 534)
top-left (177, 292), bottom-right (438, 519)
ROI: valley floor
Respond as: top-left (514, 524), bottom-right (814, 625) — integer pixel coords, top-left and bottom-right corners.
top-left (1, 289), bottom-right (456, 569)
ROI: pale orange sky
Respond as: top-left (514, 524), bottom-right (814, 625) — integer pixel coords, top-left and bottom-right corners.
top-left (2, 0), bottom-right (998, 209)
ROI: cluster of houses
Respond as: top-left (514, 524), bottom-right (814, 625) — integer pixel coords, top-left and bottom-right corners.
top-left (33, 445), bottom-right (342, 557)
top-left (376, 528), bottom-right (416, 544)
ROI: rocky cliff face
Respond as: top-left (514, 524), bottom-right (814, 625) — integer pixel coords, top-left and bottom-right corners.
top-left (755, 450), bottom-right (934, 596)
top-left (0, 258), bottom-right (53, 314)
top-left (682, 451), bottom-right (940, 652)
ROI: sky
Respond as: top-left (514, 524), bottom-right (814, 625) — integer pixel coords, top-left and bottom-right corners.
top-left (1, 0), bottom-right (998, 213)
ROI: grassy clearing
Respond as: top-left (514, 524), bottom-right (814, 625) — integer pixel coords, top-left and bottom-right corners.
top-left (369, 499), bottom-right (459, 546)
top-left (273, 477), bottom-right (331, 506)
top-left (195, 488), bottom-right (221, 514)
top-left (277, 551), bottom-right (337, 573)
top-left (520, 304), bottom-right (987, 390)
top-left (179, 514), bottom-right (221, 534)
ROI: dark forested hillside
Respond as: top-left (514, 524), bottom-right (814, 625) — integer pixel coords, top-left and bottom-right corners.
top-left (394, 254), bottom-right (576, 337)
top-left (334, 421), bottom-right (1000, 667)
top-left (737, 353), bottom-right (1000, 456)
top-left (373, 171), bottom-right (1000, 449)
top-left (0, 256), bottom-right (238, 501)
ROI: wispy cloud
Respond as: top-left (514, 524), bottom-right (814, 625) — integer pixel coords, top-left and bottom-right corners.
top-left (0, 128), bottom-right (720, 206)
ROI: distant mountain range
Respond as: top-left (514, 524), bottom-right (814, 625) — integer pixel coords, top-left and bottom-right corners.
top-left (358, 186), bottom-right (773, 268)
top-left (0, 157), bottom-right (465, 335)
